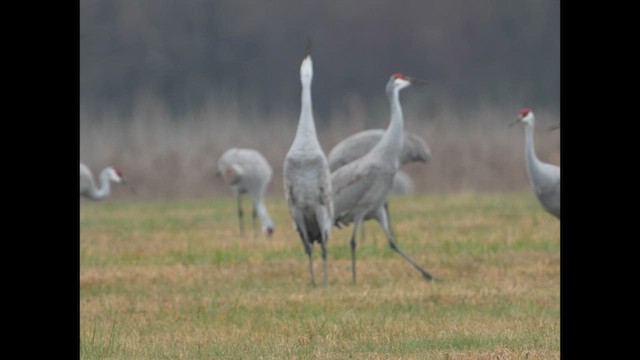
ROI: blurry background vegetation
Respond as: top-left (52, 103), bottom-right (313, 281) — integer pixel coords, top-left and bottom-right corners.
top-left (80, 0), bottom-right (560, 200)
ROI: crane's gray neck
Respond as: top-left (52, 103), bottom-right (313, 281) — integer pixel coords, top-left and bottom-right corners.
top-left (524, 121), bottom-right (543, 184)
top-left (255, 197), bottom-right (273, 232)
top-left (292, 81), bottom-right (320, 149)
top-left (88, 169), bottom-right (112, 200)
top-left (370, 87), bottom-right (404, 166)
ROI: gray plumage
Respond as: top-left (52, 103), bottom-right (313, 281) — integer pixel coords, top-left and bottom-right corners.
top-left (390, 169), bottom-right (415, 195)
top-left (328, 127), bottom-right (429, 242)
top-left (283, 51), bottom-right (334, 286)
top-left (511, 109), bottom-right (560, 219)
top-left (328, 129), bottom-right (431, 172)
top-left (217, 147), bottom-right (275, 237)
top-left (80, 163), bottom-right (124, 201)
top-left (331, 73), bottom-right (432, 282)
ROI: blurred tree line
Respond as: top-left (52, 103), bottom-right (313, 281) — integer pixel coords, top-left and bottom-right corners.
top-left (80, 0), bottom-right (559, 121)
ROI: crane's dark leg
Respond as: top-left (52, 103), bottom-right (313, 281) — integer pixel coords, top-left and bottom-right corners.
top-left (384, 200), bottom-right (395, 239)
top-left (306, 240), bottom-right (316, 287)
top-left (252, 204), bottom-right (258, 238)
top-left (364, 200), bottom-right (393, 247)
top-left (296, 222), bottom-right (315, 286)
top-left (314, 207), bottom-right (330, 285)
top-left (375, 207), bottom-right (432, 281)
top-left (350, 217), bottom-right (363, 284)
top-left (321, 230), bottom-right (328, 285)
top-left (237, 195), bottom-right (245, 237)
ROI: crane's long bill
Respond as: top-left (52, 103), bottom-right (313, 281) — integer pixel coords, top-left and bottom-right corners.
top-left (509, 118), bottom-right (522, 127)
top-left (305, 38), bottom-right (312, 56)
top-left (407, 77), bottom-right (428, 85)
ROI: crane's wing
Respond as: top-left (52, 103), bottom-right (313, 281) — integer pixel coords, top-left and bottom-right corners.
top-left (317, 159), bottom-right (334, 223)
top-left (329, 129), bottom-right (431, 171)
top-left (534, 163), bottom-right (560, 195)
top-left (403, 133), bottom-right (432, 164)
top-left (258, 154), bottom-right (274, 183)
top-left (331, 160), bottom-right (395, 223)
top-left (533, 163), bottom-right (560, 218)
top-left (328, 130), bottom-right (385, 171)
top-left (283, 154), bottom-right (331, 207)
top-left (283, 154), bottom-right (333, 242)
top-left (282, 155), bottom-right (300, 208)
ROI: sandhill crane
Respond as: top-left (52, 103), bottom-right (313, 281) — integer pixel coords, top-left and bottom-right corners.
top-left (510, 108), bottom-right (560, 219)
top-left (283, 45), bottom-right (334, 286)
top-left (331, 73), bottom-right (433, 283)
top-left (80, 163), bottom-right (125, 200)
top-left (328, 129), bottom-right (430, 238)
top-left (328, 129), bottom-right (431, 172)
top-left (390, 169), bottom-right (415, 195)
top-left (217, 147), bottom-right (275, 238)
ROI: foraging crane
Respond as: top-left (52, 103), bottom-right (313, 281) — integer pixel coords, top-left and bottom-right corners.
top-left (328, 129), bottom-right (431, 172)
top-left (390, 169), bottom-right (415, 195)
top-left (510, 108), bottom-right (560, 219)
top-left (217, 148), bottom-right (275, 237)
top-left (331, 73), bottom-right (433, 283)
top-left (283, 45), bottom-right (334, 286)
top-left (80, 163), bottom-right (125, 200)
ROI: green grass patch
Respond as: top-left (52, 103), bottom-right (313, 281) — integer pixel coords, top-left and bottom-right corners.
top-left (80, 192), bottom-right (560, 359)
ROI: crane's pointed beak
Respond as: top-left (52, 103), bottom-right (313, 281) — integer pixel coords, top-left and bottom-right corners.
top-left (305, 37), bottom-right (312, 56)
top-left (509, 117), bottom-right (522, 127)
top-left (407, 77), bottom-right (428, 85)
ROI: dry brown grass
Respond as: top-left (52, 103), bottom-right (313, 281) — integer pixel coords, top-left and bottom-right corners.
top-left (80, 193), bottom-right (560, 359)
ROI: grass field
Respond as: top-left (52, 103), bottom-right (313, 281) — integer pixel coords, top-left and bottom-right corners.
top-left (79, 192), bottom-right (560, 359)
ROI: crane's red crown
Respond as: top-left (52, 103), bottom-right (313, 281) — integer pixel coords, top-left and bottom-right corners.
top-left (519, 108), bottom-right (531, 118)
top-left (114, 167), bottom-right (123, 177)
top-left (392, 73), bottom-right (405, 80)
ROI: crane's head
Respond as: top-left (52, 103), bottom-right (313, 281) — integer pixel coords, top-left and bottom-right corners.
top-left (104, 166), bottom-right (125, 184)
top-left (510, 108), bottom-right (535, 127)
top-left (386, 73), bottom-right (427, 95)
